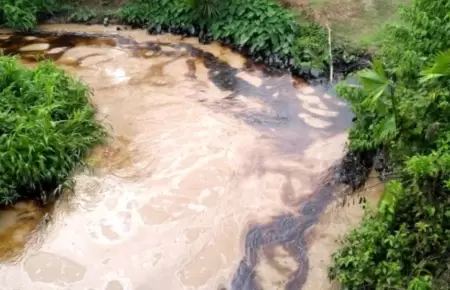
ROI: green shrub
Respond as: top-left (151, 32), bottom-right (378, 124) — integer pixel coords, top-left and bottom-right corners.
top-left (68, 7), bottom-right (97, 23)
top-left (0, 56), bottom-right (106, 205)
top-left (120, 0), bottom-right (195, 27)
top-left (329, 0), bottom-right (450, 289)
top-left (119, 0), bottom-right (332, 71)
top-left (0, 0), bottom-right (60, 30)
top-left (187, 0), bottom-right (222, 20)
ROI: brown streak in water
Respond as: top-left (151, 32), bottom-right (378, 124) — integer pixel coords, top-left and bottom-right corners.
top-left (185, 58), bottom-right (197, 79)
top-left (0, 201), bottom-right (53, 262)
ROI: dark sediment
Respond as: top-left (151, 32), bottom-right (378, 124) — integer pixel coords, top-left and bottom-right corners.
top-left (338, 150), bottom-right (376, 190)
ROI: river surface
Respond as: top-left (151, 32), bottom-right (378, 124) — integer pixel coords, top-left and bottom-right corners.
top-left (0, 25), bottom-right (382, 290)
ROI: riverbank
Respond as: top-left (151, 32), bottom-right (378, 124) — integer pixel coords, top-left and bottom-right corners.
top-left (1, 0), bottom-right (370, 81)
top-left (329, 0), bottom-right (450, 288)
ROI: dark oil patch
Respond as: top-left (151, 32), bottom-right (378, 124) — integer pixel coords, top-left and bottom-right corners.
top-left (228, 172), bottom-right (337, 290)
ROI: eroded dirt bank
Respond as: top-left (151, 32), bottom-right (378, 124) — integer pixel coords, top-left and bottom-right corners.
top-left (0, 25), bottom-right (381, 290)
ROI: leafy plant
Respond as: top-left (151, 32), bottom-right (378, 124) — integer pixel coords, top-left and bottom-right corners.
top-left (0, 0), bottom-right (60, 30)
top-left (0, 56), bottom-right (106, 205)
top-left (186, 0), bottom-right (222, 20)
top-left (120, 0), bottom-right (195, 27)
top-left (421, 50), bottom-right (450, 82)
top-left (355, 60), bottom-right (398, 145)
top-left (68, 7), bottom-right (97, 22)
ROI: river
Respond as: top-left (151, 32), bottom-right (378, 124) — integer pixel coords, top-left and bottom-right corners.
top-left (0, 24), bottom-right (382, 290)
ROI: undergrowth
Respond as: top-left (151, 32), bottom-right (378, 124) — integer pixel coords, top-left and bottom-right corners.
top-left (329, 0), bottom-right (450, 289)
top-left (67, 7), bottom-right (97, 23)
top-left (0, 0), bottom-right (61, 30)
top-left (0, 56), bottom-right (106, 205)
top-left (0, 0), bottom-right (119, 28)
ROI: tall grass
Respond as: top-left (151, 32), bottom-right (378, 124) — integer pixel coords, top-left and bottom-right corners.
top-left (0, 56), bottom-right (106, 205)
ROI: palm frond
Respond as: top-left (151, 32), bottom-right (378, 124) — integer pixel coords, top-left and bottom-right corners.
top-left (421, 50), bottom-right (450, 82)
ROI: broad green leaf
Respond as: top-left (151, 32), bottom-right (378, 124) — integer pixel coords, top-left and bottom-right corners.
top-left (374, 114), bottom-right (397, 144)
top-left (420, 49), bottom-right (450, 82)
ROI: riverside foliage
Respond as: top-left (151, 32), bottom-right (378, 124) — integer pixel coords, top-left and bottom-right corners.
top-left (1, 0), bottom-right (361, 76)
top-left (0, 0), bottom-right (60, 30)
top-left (329, 0), bottom-right (450, 289)
top-left (119, 0), bottom-right (352, 75)
top-left (0, 57), bottom-right (106, 205)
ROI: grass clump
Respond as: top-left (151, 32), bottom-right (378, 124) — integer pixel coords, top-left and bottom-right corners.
top-left (329, 0), bottom-right (450, 288)
top-left (0, 56), bottom-right (106, 205)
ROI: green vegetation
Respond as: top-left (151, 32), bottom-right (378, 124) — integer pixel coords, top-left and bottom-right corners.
top-left (65, 1), bottom-right (120, 24)
top-left (281, 0), bottom-right (409, 49)
top-left (119, 0), bottom-right (351, 74)
top-left (0, 57), bottom-right (106, 205)
top-left (329, 0), bottom-right (450, 288)
top-left (0, 0), bottom-right (61, 29)
top-left (67, 7), bottom-right (98, 23)
top-left (0, 0), bottom-right (120, 29)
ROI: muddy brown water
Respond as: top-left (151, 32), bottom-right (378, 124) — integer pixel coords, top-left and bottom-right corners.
top-left (0, 25), bottom-right (382, 290)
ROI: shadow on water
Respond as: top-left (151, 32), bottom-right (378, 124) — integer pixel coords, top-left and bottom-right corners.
top-left (0, 29), bottom-right (352, 289)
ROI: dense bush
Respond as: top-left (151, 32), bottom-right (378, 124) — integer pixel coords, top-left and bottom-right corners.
top-left (119, 0), bottom-right (342, 75)
top-left (329, 0), bottom-right (450, 289)
top-left (0, 0), bottom-right (61, 30)
top-left (0, 56), bottom-right (106, 205)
